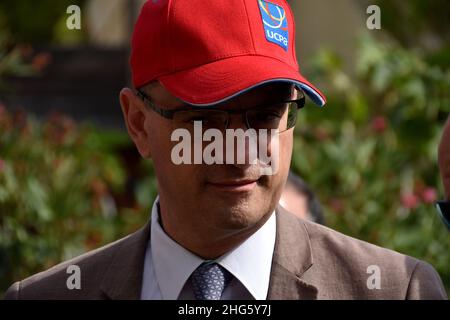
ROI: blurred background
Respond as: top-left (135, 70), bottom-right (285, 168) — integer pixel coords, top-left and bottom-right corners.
top-left (0, 0), bottom-right (449, 296)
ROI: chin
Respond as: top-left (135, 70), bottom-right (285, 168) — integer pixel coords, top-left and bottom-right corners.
top-left (213, 201), bottom-right (273, 231)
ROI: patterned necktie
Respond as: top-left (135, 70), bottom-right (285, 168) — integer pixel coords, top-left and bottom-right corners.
top-left (190, 262), bottom-right (233, 300)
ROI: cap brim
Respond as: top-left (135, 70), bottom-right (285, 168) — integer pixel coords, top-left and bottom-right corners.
top-left (158, 55), bottom-right (326, 107)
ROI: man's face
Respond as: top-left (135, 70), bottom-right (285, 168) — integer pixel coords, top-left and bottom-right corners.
top-left (439, 117), bottom-right (450, 199)
top-left (120, 82), bottom-right (294, 237)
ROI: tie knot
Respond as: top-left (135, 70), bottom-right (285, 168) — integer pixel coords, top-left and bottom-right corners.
top-left (190, 262), bottom-right (233, 300)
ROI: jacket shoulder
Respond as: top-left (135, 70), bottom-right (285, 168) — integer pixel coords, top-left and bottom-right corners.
top-left (301, 220), bottom-right (447, 299)
top-left (3, 230), bottom-right (141, 300)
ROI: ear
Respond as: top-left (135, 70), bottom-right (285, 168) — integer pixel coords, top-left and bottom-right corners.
top-left (119, 88), bottom-right (152, 159)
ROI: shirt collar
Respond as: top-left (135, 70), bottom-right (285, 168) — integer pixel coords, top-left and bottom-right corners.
top-left (216, 211), bottom-right (276, 300)
top-left (150, 196), bottom-right (276, 300)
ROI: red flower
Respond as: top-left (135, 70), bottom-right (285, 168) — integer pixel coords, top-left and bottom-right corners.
top-left (17, 43), bottom-right (33, 58)
top-left (32, 52), bottom-right (52, 72)
top-left (330, 198), bottom-right (345, 214)
top-left (421, 187), bottom-right (437, 204)
top-left (90, 178), bottom-right (108, 198)
top-left (371, 116), bottom-right (387, 133)
top-left (44, 112), bottom-right (77, 145)
top-left (314, 127), bottom-right (330, 141)
top-left (85, 232), bottom-right (103, 250)
top-left (401, 193), bottom-right (419, 209)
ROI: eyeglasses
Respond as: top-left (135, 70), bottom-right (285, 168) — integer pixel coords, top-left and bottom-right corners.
top-left (136, 88), bottom-right (306, 132)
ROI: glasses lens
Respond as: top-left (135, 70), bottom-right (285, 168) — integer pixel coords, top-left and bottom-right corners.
top-left (172, 109), bottom-right (228, 130)
top-left (247, 102), bottom-right (298, 131)
top-left (286, 102), bottom-right (299, 130)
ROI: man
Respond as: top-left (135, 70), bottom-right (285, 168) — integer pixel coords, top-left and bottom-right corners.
top-left (280, 171), bottom-right (325, 224)
top-left (5, 0), bottom-right (447, 299)
top-left (437, 116), bottom-right (450, 229)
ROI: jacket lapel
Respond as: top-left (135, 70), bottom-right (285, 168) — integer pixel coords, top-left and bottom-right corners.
top-left (100, 222), bottom-right (151, 299)
top-left (267, 205), bottom-right (318, 300)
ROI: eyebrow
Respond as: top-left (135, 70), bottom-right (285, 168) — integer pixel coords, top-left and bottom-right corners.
top-left (137, 89), bottom-right (188, 110)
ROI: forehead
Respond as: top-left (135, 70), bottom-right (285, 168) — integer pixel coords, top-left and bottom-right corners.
top-left (144, 82), bottom-right (294, 109)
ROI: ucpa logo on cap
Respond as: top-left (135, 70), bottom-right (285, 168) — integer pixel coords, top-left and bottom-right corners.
top-left (258, 0), bottom-right (289, 51)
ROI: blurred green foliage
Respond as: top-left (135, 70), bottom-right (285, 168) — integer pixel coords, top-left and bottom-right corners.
top-left (373, 0), bottom-right (450, 50)
top-left (366, 0), bottom-right (450, 69)
top-left (0, 109), bottom-right (157, 294)
top-left (293, 34), bottom-right (450, 293)
top-left (0, 32), bottom-right (34, 91)
top-left (0, 0), bottom-right (86, 45)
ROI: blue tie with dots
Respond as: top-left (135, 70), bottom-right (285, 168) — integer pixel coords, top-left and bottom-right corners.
top-left (190, 262), bottom-right (233, 300)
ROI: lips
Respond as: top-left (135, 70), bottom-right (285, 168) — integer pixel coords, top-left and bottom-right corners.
top-left (207, 179), bottom-right (259, 192)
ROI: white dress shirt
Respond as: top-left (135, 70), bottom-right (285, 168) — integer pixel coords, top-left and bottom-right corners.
top-left (140, 196), bottom-right (276, 300)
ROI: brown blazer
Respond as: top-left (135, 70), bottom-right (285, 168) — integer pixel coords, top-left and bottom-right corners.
top-left (4, 206), bottom-right (447, 300)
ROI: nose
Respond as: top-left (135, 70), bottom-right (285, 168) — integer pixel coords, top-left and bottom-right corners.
top-left (224, 113), bottom-right (257, 169)
top-left (226, 113), bottom-right (249, 131)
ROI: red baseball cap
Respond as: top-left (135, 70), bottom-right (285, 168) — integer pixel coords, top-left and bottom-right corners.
top-left (130, 0), bottom-right (326, 106)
